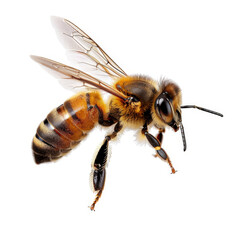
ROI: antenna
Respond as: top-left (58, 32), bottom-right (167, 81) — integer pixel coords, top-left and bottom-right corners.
top-left (181, 105), bottom-right (223, 117)
top-left (180, 123), bottom-right (187, 152)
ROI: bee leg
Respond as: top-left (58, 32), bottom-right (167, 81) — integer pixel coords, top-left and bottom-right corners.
top-left (142, 126), bottom-right (176, 174)
top-left (90, 122), bottom-right (122, 211)
top-left (156, 128), bottom-right (165, 143)
top-left (95, 105), bottom-right (116, 126)
top-left (153, 128), bottom-right (165, 157)
top-left (85, 94), bottom-right (116, 127)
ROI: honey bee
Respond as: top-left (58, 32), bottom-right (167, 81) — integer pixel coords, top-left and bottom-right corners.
top-left (31, 17), bottom-right (223, 211)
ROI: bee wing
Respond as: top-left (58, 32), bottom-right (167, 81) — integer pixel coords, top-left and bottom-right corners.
top-left (51, 16), bottom-right (127, 80)
top-left (31, 55), bottom-right (127, 101)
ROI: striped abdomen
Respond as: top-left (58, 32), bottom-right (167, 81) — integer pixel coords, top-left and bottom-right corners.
top-left (32, 92), bottom-right (106, 164)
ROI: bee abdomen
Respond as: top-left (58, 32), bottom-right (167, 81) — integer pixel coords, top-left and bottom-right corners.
top-left (32, 92), bottom-right (104, 164)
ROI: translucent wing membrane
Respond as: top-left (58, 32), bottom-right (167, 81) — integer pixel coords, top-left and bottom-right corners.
top-left (31, 55), bottom-right (127, 101)
top-left (51, 16), bottom-right (127, 80)
top-left (66, 51), bottom-right (117, 82)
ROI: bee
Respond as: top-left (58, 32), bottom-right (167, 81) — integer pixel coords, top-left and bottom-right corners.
top-left (31, 17), bottom-right (223, 211)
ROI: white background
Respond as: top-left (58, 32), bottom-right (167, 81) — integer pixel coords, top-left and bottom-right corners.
top-left (0, 0), bottom-right (239, 239)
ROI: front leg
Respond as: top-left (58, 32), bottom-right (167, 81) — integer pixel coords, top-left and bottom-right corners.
top-left (142, 125), bottom-right (176, 174)
top-left (156, 128), bottom-right (165, 144)
top-left (90, 122), bottom-right (122, 211)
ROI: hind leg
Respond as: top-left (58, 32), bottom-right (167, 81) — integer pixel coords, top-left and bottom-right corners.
top-left (89, 122), bottom-right (122, 211)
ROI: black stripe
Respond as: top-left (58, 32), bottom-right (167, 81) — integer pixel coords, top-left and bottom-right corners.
top-left (64, 101), bottom-right (82, 124)
top-left (35, 133), bottom-right (56, 149)
top-left (43, 118), bottom-right (54, 130)
top-left (43, 117), bottom-right (72, 143)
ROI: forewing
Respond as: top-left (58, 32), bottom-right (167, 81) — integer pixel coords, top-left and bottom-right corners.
top-left (31, 55), bottom-right (127, 101)
top-left (51, 16), bottom-right (127, 80)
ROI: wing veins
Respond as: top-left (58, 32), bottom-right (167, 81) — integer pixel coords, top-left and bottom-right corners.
top-left (31, 55), bottom-right (127, 101)
top-left (51, 17), bottom-right (127, 80)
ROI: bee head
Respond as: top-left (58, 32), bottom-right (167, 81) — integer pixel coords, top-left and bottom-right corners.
top-left (154, 81), bottom-right (182, 131)
top-left (154, 81), bottom-right (187, 151)
top-left (153, 80), bottom-right (223, 152)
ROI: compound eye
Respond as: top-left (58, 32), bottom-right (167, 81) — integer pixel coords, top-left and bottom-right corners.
top-left (156, 98), bottom-right (173, 123)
